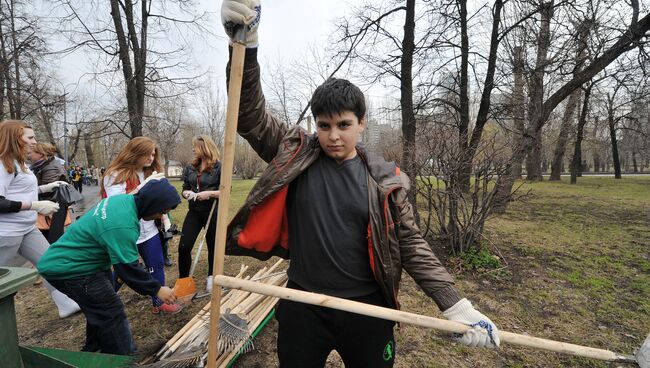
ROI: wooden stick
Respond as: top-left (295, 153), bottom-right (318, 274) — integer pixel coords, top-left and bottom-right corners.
top-left (215, 275), bottom-right (638, 364)
top-left (206, 36), bottom-right (247, 368)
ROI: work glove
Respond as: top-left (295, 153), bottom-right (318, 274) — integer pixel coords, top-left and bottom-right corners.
top-left (38, 181), bottom-right (69, 194)
top-left (162, 214), bottom-right (172, 232)
top-left (182, 190), bottom-right (198, 201)
top-left (221, 0), bottom-right (261, 47)
top-left (135, 171), bottom-right (165, 192)
top-left (30, 200), bottom-right (60, 216)
top-left (443, 298), bottom-right (500, 348)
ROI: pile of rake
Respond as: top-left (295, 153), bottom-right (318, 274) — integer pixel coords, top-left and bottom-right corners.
top-left (140, 259), bottom-right (287, 368)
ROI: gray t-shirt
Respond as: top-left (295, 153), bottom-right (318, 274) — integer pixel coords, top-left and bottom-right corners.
top-left (287, 154), bottom-right (378, 298)
top-left (0, 161), bottom-right (38, 236)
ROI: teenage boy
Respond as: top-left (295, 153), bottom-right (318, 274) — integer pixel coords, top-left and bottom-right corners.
top-left (37, 178), bottom-right (181, 355)
top-left (221, 1), bottom-right (500, 367)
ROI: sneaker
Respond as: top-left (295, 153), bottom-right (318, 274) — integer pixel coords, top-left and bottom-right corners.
top-left (152, 303), bottom-right (184, 315)
top-left (164, 256), bottom-right (174, 267)
top-left (206, 275), bottom-right (213, 293)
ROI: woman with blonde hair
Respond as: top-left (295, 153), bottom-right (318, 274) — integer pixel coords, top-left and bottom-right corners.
top-left (178, 135), bottom-right (221, 292)
top-left (29, 142), bottom-right (69, 242)
top-left (102, 136), bottom-right (182, 314)
top-left (0, 120), bottom-right (80, 318)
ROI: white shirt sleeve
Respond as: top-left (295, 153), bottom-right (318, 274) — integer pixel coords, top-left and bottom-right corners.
top-left (103, 174), bottom-right (127, 198)
top-left (0, 166), bottom-right (12, 197)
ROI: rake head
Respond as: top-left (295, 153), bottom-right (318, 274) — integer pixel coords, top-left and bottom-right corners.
top-left (136, 348), bottom-right (203, 368)
top-left (218, 313), bottom-right (252, 354)
top-left (636, 333), bottom-right (650, 368)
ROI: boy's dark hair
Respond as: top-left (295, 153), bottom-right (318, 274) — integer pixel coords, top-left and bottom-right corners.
top-left (310, 78), bottom-right (366, 121)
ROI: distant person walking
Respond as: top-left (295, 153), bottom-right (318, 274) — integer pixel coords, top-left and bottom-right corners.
top-left (0, 120), bottom-right (80, 318)
top-left (72, 166), bottom-right (83, 194)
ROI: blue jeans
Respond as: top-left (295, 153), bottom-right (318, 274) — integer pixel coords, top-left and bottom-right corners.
top-left (47, 271), bottom-right (136, 355)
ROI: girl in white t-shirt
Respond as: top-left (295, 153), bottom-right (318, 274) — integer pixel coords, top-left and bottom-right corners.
top-left (0, 120), bottom-right (80, 318)
top-left (101, 137), bottom-right (182, 315)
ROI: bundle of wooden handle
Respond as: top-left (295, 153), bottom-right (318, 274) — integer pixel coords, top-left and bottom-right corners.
top-left (144, 259), bottom-right (287, 367)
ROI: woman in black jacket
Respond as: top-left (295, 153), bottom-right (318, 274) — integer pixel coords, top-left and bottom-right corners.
top-left (29, 142), bottom-right (70, 243)
top-left (178, 135), bottom-right (221, 292)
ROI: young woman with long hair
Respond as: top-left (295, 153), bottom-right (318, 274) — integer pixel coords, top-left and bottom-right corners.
top-left (178, 135), bottom-right (221, 292)
top-left (102, 136), bottom-right (182, 314)
top-left (0, 120), bottom-right (80, 318)
top-left (30, 142), bottom-right (69, 243)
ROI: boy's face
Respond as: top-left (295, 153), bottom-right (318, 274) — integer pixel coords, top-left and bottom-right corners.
top-left (316, 111), bottom-right (365, 163)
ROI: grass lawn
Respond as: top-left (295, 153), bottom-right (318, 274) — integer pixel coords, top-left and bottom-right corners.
top-left (15, 176), bottom-right (650, 367)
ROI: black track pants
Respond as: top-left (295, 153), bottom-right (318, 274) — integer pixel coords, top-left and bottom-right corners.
top-left (276, 281), bottom-right (396, 368)
top-left (177, 209), bottom-right (217, 278)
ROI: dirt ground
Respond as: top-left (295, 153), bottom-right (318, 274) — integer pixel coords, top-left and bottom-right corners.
top-left (13, 177), bottom-right (650, 367)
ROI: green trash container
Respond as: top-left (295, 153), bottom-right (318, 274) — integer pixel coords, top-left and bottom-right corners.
top-left (0, 266), bottom-right (38, 368)
top-left (0, 267), bottom-right (134, 368)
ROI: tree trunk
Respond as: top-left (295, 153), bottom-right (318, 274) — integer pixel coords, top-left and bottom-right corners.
top-left (525, 1), bottom-right (554, 181)
top-left (457, 0), bottom-right (470, 192)
top-left (632, 151), bottom-right (638, 173)
top-left (570, 85), bottom-right (592, 184)
top-left (511, 45), bottom-right (525, 178)
top-left (9, 0), bottom-right (21, 118)
top-left (38, 106), bottom-right (60, 154)
top-left (526, 128), bottom-right (544, 180)
top-left (460, 0), bottom-right (504, 192)
top-left (109, 0), bottom-right (145, 137)
top-left (591, 107), bottom-right (601, 172)
top-left (400, 0), bottom-right (418, 221)
top-left (608, 111), bottom-right (622, 179)
top-left (84, 133), bottom-right (96, 167)
top-left (68, 130), bottom-right (82, 164)
top-left (551, 89), bottom-right (581, 180)
top-left (0, 1), bottom-right (16, 119)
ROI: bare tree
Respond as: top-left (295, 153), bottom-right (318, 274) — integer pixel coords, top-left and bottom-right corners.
top-left (493, 0), bottom-right (650, 212)
top-left (52, 0), bottom-right (209, 137)
top-left (550, 17), bottom-right (592, 180)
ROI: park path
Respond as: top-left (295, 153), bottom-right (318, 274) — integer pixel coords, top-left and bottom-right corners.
top-left (70, 184), bottom-right (101, 221)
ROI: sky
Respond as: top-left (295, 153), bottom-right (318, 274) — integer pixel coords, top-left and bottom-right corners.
top-left (50, 0), bottom-right (364, 101)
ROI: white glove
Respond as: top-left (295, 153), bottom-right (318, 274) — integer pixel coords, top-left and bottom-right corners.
top-left (30, 200), bottom-right (60, 216)
top-left (182, 190), bottom-right (198, 201)
top-left (38, 181), bottom-right (68, 194)
top-left (443, 298), bottom-right (500, 348)
top-left (221, 0), bottom-right (261, 47)
top-left (162, 214), bottom-right (172, 231)
top-left (135, 171), bottom-right (165, 192)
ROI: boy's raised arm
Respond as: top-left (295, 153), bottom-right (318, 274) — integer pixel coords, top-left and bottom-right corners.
top-left (223, 0), bottom-right (288, 163)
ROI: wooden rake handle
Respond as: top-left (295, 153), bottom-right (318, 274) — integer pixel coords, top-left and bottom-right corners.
top-left (206, 32), bottom-right (247, 368)
top-left (215, 275), bottom-right (639, 365)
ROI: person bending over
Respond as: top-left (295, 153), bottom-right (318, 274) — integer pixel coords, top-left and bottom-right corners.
top-left (38, 178), bottom-right (181, 355)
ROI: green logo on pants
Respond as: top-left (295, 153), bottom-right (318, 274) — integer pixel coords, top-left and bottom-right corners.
top-left (383, 340), bottom-right (394, 361)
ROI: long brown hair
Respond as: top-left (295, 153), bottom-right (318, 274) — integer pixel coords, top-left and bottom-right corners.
top-left (101, 136), bottom-right (162, 193)
top-left (0, 120), bottom-right (32, 173)
top-left (191, 135), bottom-right (220, 171)
top-left (32, 142), bottom-right (58, 160)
